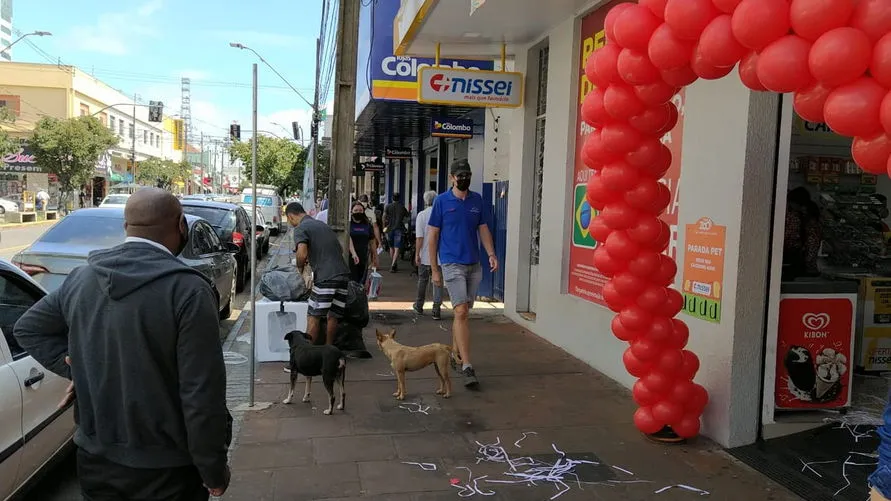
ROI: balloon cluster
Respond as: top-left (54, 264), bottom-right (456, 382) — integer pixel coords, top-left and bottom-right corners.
top-left (581, 0), bottom-right (891, 439)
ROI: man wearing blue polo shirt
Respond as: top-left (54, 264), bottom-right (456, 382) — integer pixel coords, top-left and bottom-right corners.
top-left (428, 159), bottom-right (498, 388)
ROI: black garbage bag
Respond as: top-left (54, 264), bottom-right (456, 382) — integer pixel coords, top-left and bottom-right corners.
top-left (259, 265), bottom-right (310, 302)
top-left (317, 318), bottom-right (373, 359)
top-left (343, 281), bottom-right (370, 328)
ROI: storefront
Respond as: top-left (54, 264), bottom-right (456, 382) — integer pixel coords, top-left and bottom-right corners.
top-left (0, 143), bottom-right (60, 207)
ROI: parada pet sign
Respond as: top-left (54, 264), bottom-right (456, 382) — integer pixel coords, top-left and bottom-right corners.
top-left (581, 0), bottom-right (890, 440)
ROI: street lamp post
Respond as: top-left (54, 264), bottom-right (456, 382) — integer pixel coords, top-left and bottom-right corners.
top-left (0, 31), bottom-right (52, 56)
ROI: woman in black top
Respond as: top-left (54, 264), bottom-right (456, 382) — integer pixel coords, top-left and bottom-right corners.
top-left (349, 201), bottom-right (378, 283)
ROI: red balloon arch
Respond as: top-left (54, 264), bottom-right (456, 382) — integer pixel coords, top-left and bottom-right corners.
top-left (582, 0), bottom-right (891, 439)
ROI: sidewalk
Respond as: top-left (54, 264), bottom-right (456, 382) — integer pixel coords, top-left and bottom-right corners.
top-left (222, 253), bottom-right (799, 501)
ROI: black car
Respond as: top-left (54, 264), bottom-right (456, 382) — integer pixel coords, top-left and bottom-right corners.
top-left (180, 199), bottom-right (261, 292)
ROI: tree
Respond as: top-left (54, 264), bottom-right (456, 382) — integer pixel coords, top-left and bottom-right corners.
top-left (280, 141), bottom-right (331, 199)
top-left (228, 135), bottom-right (303, 194)
top-left (137, 157), bottom-right (183, 189)
top-left (0, 107), bottom-right (19, 157)
top-left (29, 115), bottom-right (119, 210)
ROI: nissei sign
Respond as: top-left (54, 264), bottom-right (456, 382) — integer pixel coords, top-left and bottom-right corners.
top-left (431, 117), bottom-right (474, 139)
top-left (418, 67), bottom-right (524, 108)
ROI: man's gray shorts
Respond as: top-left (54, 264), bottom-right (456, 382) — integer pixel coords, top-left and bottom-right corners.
top-left (442, 263), bottom-right (482, 308)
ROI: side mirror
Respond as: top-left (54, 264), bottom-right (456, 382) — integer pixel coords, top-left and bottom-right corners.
top-left (225, 242), bottom-right (240, 253)
top-left (255, 224), bottom-right (265, 233)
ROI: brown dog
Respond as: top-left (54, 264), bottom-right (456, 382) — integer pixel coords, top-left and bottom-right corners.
top-left (375, 328), bottom-right (452, 400)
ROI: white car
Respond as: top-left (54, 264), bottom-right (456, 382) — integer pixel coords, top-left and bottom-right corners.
top-left (0, 198), bottom-right (19, 215)
top-left (98, 194), bottom-right (131, 208)
top-left (0, 259), bottom-right (75, 500)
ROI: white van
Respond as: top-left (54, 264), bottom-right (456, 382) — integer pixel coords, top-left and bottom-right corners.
top-left (241, 185), bottom-right (283, 235)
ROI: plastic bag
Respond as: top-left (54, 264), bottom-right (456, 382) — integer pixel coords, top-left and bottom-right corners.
top-left (365, 268), bottom-right (382, 300)
top-left (343, 281), bottom-right (370, 328)
top-left (259, 265), bottom-right (309, 302)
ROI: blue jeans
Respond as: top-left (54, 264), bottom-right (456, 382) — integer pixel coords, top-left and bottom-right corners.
top-left (415, 264), bottom-right (443, 309)
top-left (870, 465), bottom-right (891, 499)
top-left (388, 228), bottom-right (404, 249)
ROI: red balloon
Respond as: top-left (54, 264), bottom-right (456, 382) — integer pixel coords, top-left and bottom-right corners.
top-left (612, 316), bottom-right (643, 341)
top-left (628, 251), bottom-right (662, 277)
top-left (593, 44), bottom-right (624, 86)
top-left (873, 34), bottom-right (891, 88)
top-left (646, 224), bottom-right (672, 253)
top-left (585, 49), bottom-right (606, 88)
top-left (648, 23), bottom-right (696, 70)
top-left (602, 122), bottom-right (645, 153)
top-left (665, 0), bottom-right (721, 40)
top-left (603, 282), bottom-right (630, 312)
top-left (756, 35), bottom-right (813, 93)
top-left (605, 3), bottom-right (635, 43)
top-left (594, 246), bottom-right (628, 276)
top-left (635, 81), bottom-right (680, 106)
top-left (614, 5), bottom-right (663, 52)
top-left (606, 231), bottom-right (641, 261)
top-left (624, 348), bottom-right (654, 377)
top-left (672, 414), bottom-right (702, 438)
top-left (601, 161), bottom-right (642, 191)
top-left (627, 137), bottom-right (666, 169)
top-left (632, 337), bottom-right (664, 361)
top-left (691, 44), bottom-right (736, 80)
top-left (669, 380), bottom-right (698, 404)
top-left (637, 284), bottom-right (670, 309)
top-left (589, 217), bottom-right (613, 244)
top-left (738, 51), bottom-right (766, 91)
top-left (654, 253), bottom-right (678, 286)
top-left (661, 287), bottom-right (685, 317)
top-left (582, 87), bottom-right (610, 128)
top-left (883, 90), bottom-right (891, 136)
top-left (699, 15), bottom-right (747, 67)
top-left (661, 65), bottom-right (699, 86)
top-left (600, 202), bottom-right (641, 230)
top-left (627, 180), bottom-right (671, 214)
top-left (584, 130), bottom-right (620, 169)
top-left (732, 0), bottom-right (792, 51)
top-left (687, 384), bottom-right (710, 413)
top-left (641, 0), bottom-right (669, 19)
top-left (809, 28), bottom-right (872, 87)
top-left (643, 370), bottom-right (675, 394)
top-left (656, 104), bottom-right (680, 136)
top-left (793, 81), bottom-right (833, 122)
top-left (679, 350), bottom-right (701, 379)
top-left (628, 215), bottom-right (665, 244)
top-left (604, 84), bottom-right (646, 120)
top-left (633, 379), bottom-right (662, 406)
top-left (586, 173), bottom-right (620, 209)
top-left (614, 272), bottom-right (647, 296)
top-left (620, 306), bottom-right (653, 332)
top-left (639, 143), bottom-right (673, 179)
top-left (849, 0), bottom-right (891, 44)
top-left (618, 49), bottom-right (663, 85)
top-left (790, 0), bottom-right (855, 42)
top-left (653, 400), bottom-right (685, 424)
top-left (634, 406), bottom-right (665, 434)
top-left (668, 319), bottom-right (690, 349)
top-left (852, 133), bottom-right (891, 174)
top-left (629, 103), bottom-right (673, 135)
top-left (646, 316), bottom-right (675, 343)
top-left (824, 77), bottom-right (887, 137)
top-left (657, 348), bottom-right (686, 374)
top-left (713, 0), bottom-right (742, 14)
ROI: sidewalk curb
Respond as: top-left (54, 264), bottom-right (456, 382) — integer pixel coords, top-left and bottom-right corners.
top-left (0, 219), bottom-right (60, 230)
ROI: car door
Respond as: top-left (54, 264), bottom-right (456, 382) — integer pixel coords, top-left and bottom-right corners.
top-left (186, 223), bottom-right (217, 283)
top-left (0, 337), bottom-right (24, 501)
top-left (235, 208), bottom-right (252, 264)
top-left (200, 222), bottom-right (233, 306)
top-left (0, 271), bottom-right (74, 489)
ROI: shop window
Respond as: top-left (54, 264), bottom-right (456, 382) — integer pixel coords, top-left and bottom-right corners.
top-left (110, 116), bottom-right (116, 130)
top-left (80, 103), bottom-right (90, 116)
top-left (143, 130), bottom-right (148, 144)
top-left (530, 45), bottom-right (549, 266)
top-left (118, 120), bottom-right (124, 136)
top-left (0, 95), bottom-right (21, 117)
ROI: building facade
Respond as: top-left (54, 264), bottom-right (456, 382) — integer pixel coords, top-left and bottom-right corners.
top-left (0, 0), bottom-right (11, 62)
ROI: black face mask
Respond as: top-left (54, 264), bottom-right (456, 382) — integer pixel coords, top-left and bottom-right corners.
top-left (455, 178), bottom-right (471, 192)
top-left (174, 217), bottom-right (189, 256)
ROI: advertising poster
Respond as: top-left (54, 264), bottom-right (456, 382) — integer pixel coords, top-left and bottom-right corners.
top-left (567, 3), bottom-right (686, 305)
top-left (859, 278), bottom-right (891, 371)
top-left (774, 295), bottom-right (856, 410)
top-left (681, 217), bottom-right (726, 323)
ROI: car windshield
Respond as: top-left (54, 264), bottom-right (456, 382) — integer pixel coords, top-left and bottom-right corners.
top-left (38, 215), bottom-right (126, 247)
top-left (102, 195), bottom-right (130, 205)
top-left (181, 206), bottom-right (236, 235)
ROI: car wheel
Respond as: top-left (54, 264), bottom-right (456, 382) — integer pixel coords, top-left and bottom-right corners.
top-left (219, 273), bottom-right (236, 320)
top-left (235, 260), bottom-right (246, 293)
top-left (263, 239), bottom-right (270, 255)
top-left (0, 206), bottom-right (5, 215)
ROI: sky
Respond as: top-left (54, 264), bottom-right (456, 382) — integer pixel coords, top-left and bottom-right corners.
top-left (10, 0), bottom-right (334, 146)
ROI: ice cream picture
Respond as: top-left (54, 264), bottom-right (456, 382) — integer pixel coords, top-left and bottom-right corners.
top-left (780, 345), bottom-right (848, 405)
top-left (813, 348), bottom-right (847, 402)
top-left (784, 346), bottom-right (816, 398)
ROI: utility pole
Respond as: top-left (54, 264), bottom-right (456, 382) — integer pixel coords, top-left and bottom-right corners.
top-left (312, 36), bottom-right (321, 205)
top-left (199, 132), bottom-right (205, 193)
top-left (328, 0), bottom-right (360, 256)
top-left (130, 94), bottom-right (138, 181)
top-left (248, 63), bottom-right (259, 407)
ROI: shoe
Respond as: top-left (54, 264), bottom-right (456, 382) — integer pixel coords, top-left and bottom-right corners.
top-left (432, 306), bottom-right (441, 320)
top-left (462, 367), bottom-right (479, 388)
top-left (412, 304), bottom-right (423, 315)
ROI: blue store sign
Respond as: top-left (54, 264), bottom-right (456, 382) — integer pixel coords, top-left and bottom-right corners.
top-left (431, 117), bottom-right (474, 139)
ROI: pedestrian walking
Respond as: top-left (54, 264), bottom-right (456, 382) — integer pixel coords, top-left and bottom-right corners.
top-left (383, 192), bottom-right (409, 272)
top-left (428, 160), bottom-right (498, 388)
top-left (414, 190), bottom-right (443, 320)
top-left (286, 201), bottom-right (351, 345)
top-left (14, 188), bottom-right (231, 500)
top-left (349, 201), bottom-right (379, 284)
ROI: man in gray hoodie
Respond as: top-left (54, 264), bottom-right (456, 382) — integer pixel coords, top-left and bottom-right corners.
top-left (14, 188), bottom-right (231, 500)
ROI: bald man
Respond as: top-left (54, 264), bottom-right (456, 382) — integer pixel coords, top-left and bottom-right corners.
top-left (15, 188), bottom-right (232, 500)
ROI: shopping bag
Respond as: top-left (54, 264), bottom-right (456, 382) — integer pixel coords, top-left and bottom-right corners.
top-left (365, 268), bottom-right (382, 300)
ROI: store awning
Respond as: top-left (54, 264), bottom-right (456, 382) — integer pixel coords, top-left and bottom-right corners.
top-left (395, 0), bottom-right (591, 58)
top-left (354, 99), bottom-right (479, 157)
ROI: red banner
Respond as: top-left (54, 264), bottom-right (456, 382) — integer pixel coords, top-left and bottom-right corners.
top-left (566, 3), bottom-right (685, 306)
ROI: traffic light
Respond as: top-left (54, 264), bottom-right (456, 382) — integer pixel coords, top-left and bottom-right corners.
top-left (310, 121), bottom-right (318, 139)
top-left (148, 101), bottom-right (163, 122)
top-left (230, 123), bottom-right (241, 141)
top-left (292, 121), bottom-right (300, 141)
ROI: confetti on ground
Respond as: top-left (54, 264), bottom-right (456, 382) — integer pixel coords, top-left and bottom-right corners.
top-left (654, 484), bottom-right (711, 495)
top-left (513, 431), bottom-right (538, 448)
top-left (799, 458), bottom-right (835, 478)
top-left (376, 371), bottom-right (395, 377)
top-left (402, 461), bottom-right (437, 471)
top-left (398, 402), bottom-right (431, 415)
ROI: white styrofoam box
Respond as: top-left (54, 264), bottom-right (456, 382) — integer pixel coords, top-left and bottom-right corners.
top-left (254, 299), bottom-right (308, 363)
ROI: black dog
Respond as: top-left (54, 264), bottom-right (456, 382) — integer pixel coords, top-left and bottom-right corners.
top-left (282, 330), bottom-right (346, 415)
